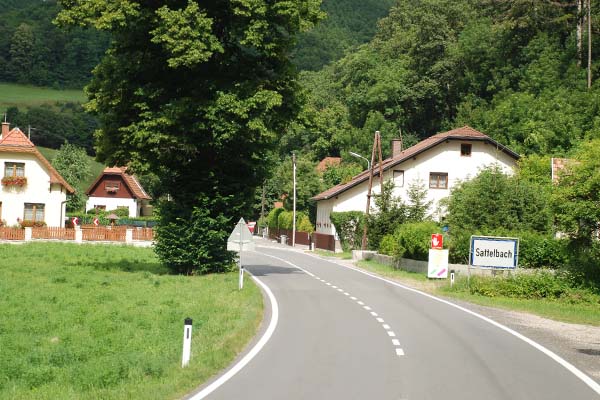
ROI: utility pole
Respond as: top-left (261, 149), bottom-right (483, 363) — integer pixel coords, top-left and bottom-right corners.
top-left (361, 131), bottom-right (384, 250)
top-left (292, 152), bottom-right (297, 247)
top-left (588, 0), bottom-right (592, 89)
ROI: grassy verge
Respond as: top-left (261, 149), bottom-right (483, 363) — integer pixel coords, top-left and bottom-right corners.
top-left (0, 83), bottom-right (85, 113)
top-left (313, 249), bottom-right (352, 259)
top-left (0, 243), bottom-right (263, 399)
top-left (354, 258), bottom-right (600, 326)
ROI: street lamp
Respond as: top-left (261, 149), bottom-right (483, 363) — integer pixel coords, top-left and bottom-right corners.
top-left (349, 151), bottom-right (371, 171)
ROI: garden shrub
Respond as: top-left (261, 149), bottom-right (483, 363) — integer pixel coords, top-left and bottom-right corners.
top-left (330, 211), bottom-right (365, 251)
top-left (296, 213), bottom-right (314, 233)
top-left (267, 208), bottom-right (284, 229)
top-left (394, 221), bottom-right (441, 261)
top-left (378, 234), bottom-right (399, 256)
top-left (277, 210), bottom-right (293, 230)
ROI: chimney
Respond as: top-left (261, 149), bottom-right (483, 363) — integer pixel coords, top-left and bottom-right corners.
top-left (391, 138), bottom-right (403, 158)
top-left (1, 121), bottom-right (9, 139)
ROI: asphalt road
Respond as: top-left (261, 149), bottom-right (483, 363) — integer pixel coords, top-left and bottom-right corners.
top-left (190, 246), bottom-right (600, 400)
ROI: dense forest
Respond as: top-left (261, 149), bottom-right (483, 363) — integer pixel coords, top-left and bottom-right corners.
top-left (0, 0), bottom-right (109, 88)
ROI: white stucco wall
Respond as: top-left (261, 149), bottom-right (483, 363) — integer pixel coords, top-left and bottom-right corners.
top-left (316, 140), bottom-right (517, 236)
top-left (86, 196), bottom-right (140, 217)
top-left (0, 153), bottom-right (68, 227)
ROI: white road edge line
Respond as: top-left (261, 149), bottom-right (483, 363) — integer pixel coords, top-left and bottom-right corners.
top-left (396, 348), bottom-right (405, 356)
top-left (188, 270), bottom-right (279, 400)
top-left (298, 251), bottom-right (600, 396)
top-left (392, 339), bottom-right (401, 346)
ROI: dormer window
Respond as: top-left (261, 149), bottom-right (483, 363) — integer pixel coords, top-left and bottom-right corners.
top-left (105, 181), bottom-right (120, 193)
top-left (5, 162), bottom-right (24, 177)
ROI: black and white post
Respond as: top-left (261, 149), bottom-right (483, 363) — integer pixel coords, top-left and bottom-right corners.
top-left (182, 317), bottom-right (192, 367)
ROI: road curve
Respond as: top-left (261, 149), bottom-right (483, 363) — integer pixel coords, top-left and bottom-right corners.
top-left (190, 246), bottom-right (600, 400)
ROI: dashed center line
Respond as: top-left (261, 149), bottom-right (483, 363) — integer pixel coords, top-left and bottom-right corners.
top-left (310, 273), bottom-right (404, 357)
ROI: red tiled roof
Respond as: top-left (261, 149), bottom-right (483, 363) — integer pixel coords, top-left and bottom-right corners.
top-left (317, 157), bottom-right (342, 172)
top-left (312, 126), bottom-right (519, 201)
top-left (0, 127), bottom-right (75, 193)
top-left (86, 166), bottom-right (151, 200)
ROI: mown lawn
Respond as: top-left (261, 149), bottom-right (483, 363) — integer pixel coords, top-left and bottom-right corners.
top-left (0, 243), bottom-right (263, 399)
top-left (0, 83), bottom-right (85, 113)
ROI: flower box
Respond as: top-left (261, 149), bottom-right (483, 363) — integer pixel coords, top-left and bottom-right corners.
top-left (1, 176), bottom-right (27, 187)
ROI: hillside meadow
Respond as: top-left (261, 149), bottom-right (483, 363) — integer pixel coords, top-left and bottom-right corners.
top-left (0, 243), bottom-right (263, 399)
top-left (0, 83), bottom-right (85, 114)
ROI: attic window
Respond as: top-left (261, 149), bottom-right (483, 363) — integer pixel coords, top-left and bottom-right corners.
top-left (461, 143), bottom-right (472, 156)
top-left (105, 181), bottom-right (120, 193)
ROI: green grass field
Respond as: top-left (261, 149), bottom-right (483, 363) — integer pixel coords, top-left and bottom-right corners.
top-left (0, 243), bottom-right (263, 399)
top-left (0, 83), bottom-right (85, 113)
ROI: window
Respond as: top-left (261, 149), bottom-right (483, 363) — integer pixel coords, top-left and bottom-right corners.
top-left (461, 143), bottom-right (472, 156)
top-left (429, 173), bottom-right (448, 189)
top-left (105, 181), bottom-right (120, 192)
top-left (5, 162), bottom-right (24, 177)
top-left (24, 203), bottom-right (44, 222)
top-left (393, 170), bottom-right (404, 187)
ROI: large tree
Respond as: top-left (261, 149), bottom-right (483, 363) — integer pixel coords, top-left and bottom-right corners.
top-left (56, 0), bottom-right (323, 273)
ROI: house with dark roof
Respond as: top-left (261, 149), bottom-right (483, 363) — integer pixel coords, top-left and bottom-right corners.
top-left (312, 126), bottom-right (520, 236)
top-left (85, 167), bottom-right (152, 217)
top-left (0, 121), bottom-right (75, 227)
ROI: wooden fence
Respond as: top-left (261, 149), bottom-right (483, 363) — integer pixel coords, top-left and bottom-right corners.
top-left (0, 227), bottom-right (25, 240)
top-left (82, 227), bottom-right (127, 242)
top-left (32, 227), bottom-right (75, 240)
top-left (132, 228), bottom-right (154, 241)
top-left (312, 232), bottom-right (336, 252)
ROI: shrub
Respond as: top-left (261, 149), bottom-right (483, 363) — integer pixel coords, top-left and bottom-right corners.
top-left (267, 208), bottom-right (284, 229)
top-left (277, 210), bottom-right (293, 230)
top-left (330, 211), bottom-right (365, 251)
top-left (394, 221), bottom-right (441, 261)
top-left (296, 213), bottom-right (314, 233)
top-left (447, 228), bottom-right (568, 268)
top-left (378, 234), bottom-right (399, 256)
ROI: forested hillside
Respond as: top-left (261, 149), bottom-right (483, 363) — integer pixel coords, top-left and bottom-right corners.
top-left (293, 0), bottom-right (395, 70)
top-left (0, 0), bottom-right (109, 88)
top-left (281, 0), bottom-right (600, 161)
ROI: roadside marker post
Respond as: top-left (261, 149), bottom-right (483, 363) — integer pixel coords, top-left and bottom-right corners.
top-left (182, 317), bottom-right (192, 368)
top-left (450, 270), bottom-right (455, 287)
top-left (227, 218), bottom-right (255, 290)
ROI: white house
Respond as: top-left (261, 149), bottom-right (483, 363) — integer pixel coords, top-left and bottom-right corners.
top-left (0, 121), bottom-right (74, 227)
top-left (85, 167), bottom-right (152, 218)
top-left (312, 126), bottom-right (520, 236)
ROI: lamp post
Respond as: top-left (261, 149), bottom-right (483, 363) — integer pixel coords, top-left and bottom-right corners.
top-left (349, 151), bottom-right (371, 171)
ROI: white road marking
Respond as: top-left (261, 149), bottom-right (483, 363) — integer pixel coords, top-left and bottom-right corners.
top-left (350, 296), bottom-right (357, 300)
top-left (299, 251), bottom-right (600, 396)
top-left (188, 270), bottom-right (279, 399)
top-left (376, 317), bottom-right (385, 323)
top-left (344, 292), bottom-right (350, 296)
top-left (325, 282), bottom-right (331, 286)
top-left (363, 306), bottom-right (371, 311)
top-left (370, 311), bottom-right (378, 317)
top-left (396, 348), bottom-right (405, 356)
top-left (392, 339), bottom-right (401, 346)
top-left (337, 288), bottom-right (344, 292)
top-left (382, 324), bottom-right (391, 330)
top-left (387, 331), bottom-right (396, 337)
top-left (357, 301), bottom-right (364, 305)
top-left (331, 285), bottom-right (337, 289)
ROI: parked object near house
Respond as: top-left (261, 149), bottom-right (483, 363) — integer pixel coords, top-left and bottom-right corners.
top-left (312, 126), bottom-right (520, 237)
top-left (85, 167), bottom-right (152, 217)
top-left (0, 121), bottom-right (75, 227)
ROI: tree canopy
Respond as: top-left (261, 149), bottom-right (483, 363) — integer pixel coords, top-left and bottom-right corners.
top-left (56, 0), bottom-right (323, 273)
